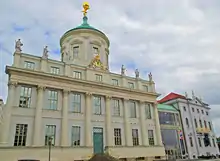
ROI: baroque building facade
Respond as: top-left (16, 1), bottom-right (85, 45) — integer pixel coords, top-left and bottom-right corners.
top-left (158, 92), bottom-right (219, 159)
top-left (0, 12), bottom-right (165, 161)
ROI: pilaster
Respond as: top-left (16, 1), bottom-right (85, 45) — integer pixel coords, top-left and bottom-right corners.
top-left (13, 52), bottom-right (21, 67)
top-left (154, 102), bottom-right (163, 146)
top-left (33, 85), bottom-right (45, 146)
top-left (40, 58), bottom-right (48, 72)
top-left (0, 81), bottom-right (17, 145)
top-left (85, 92), bottom-right (92, 147)
top-left (64, 64), bottom-right (71, 77)
top-left (61, 89), bottom-right (70, 146)
top-left (123, 98), bottom-right (132, 146)
top-left (139, 101), bottom-right (149, 146)
top-left (105, 96), bottom-right (113, 147)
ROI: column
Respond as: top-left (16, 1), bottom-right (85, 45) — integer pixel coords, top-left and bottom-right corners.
top-left (105, 96), bottom-right (113, 147)
top-left (123, 98), bottom-right (132, 146)
top-left (0, 81), bottom-right (17, 145)
top-left (139, 101), bottom-right (149, 146)
top-left (61, 89), bottom-right (69, 146)
top-left (85, 92), bottom-right (92, 147)
top-left (154, 102), bottom-right (163, 146)
top-left (32, 86), bottom-right (45, 146)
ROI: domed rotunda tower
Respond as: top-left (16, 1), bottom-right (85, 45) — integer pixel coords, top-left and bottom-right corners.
top-left (60, 4), bottom-right (110, 70)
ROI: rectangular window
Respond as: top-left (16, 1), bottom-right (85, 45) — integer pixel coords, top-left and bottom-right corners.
top-left (45, 125), bottom-right (56, 146)
top-left (114, 128), bottom-right (122, 145)
top-left (72, 126), bottom-right (80, 146)
top-left (148, 130), bottom-right (154, 145)
top-left (95, 74), bottom-right (102, 82)
top-left (204, 120), bottom-right (207, 128)
top-left (145, 103), bottom-right (152, 119)
top-left (189, 137), bottom-right (193, 147)
top-left (113, 99), bottom-right (120, 116)
top-left (130, 101), bottom-right (136, 118)
top-left (183, 106), bottom-right (186, 111)
top-left (194, 119), bottom-right (198, 128)
top-left (201, 110), bottom-right (204, 114)
top-left (47, 90), bottom-right (58, 110)
top-left (132, 129), bottom-right (139, 146)
top-left (208, 122), bottom-right (212, 130)
top-left (24, 61), bottom-right (35, 69)
top-left (192, 108), bottom-right (194, 112)
top-left (71, 93), bottom-right (81, 113)
top-left (14, 124), bottom-right (28, 146)
top-left (199, 119), bottom-right (203, 128)
top-left (93, 47), bottom-right (99, 55)
top-left (197, 109), bottom-right (199, 113)
top-left (93, 96), bottom-right (101, 115)
top-left (112, 79), bottom-right (119, 86)
top-left (206, 111), bottom-right (209, 115)
top-left (73, 71), bottom-right (82, 79)
top-left (143, 85), bottom-right (148, 92)
top-left (50, 67), bottom-right (60, 75)
top-left (198, 138), bottom-right (202, 147)
top-left (186, 118), bottom-right (189, 127)
top-left (19, 86), bottom-right (32, 108)
top-left (73, 46), bottom-right (79, 58)
top-left (128, 82), bottom-right (134, 89)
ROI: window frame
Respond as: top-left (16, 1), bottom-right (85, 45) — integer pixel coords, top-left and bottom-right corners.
top-left (19, 86), bottom-right (32, 108)
top-left (45, 125), bottom-right (56, 146)
top-left (71, 126), bottom-right (81, 146)
top-left (14, 124), bottom-right (28, 146)
top-left (24, 61), bottom-right (35, 70)
top-left (47, 90), bottom-right (58, 110)
top-left (93, 96), bottom-right (102, 115)
top-left (71, 93), bottom-right (81, 113)
top-left (132, 129), bottom-right (139, 146)
top-left (114, 128), bottom-right (122, 145)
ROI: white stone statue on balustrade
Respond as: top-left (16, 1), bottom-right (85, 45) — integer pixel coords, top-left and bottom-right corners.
top-left (42, 46), bottom-right (49, 59)
top-left (135, 69), bottom-right (139, 78)
top-left (148, 72), bottom-right (153, 82)
top-left (15, 39), bottom-right (23, 53)
top-left (121, 65), bottom-right (126, 75)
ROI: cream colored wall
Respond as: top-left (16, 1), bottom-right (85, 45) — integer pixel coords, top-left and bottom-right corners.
top-left (0, 28), bottom-right (165, 161)
top-left (13, 52), bottom-right (155, 93)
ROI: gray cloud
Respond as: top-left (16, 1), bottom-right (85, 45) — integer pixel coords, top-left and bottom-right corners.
top-left (0, 0), bottom-right (220, 135)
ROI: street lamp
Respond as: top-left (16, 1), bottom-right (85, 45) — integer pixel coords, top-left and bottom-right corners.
top-left (48, 136), bottom-right (53, 161)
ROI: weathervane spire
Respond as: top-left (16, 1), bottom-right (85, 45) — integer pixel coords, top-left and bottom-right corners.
top-left (82, 2), bottom-right (90, 17)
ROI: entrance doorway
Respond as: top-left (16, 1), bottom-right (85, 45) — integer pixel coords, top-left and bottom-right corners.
top-left (93, 127), bottom-right (104, 154)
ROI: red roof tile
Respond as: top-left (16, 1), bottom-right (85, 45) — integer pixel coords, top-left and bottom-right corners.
top-left (158, 92), bottom-right (186, 103)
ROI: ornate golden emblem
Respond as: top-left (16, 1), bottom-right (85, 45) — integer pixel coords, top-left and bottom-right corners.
top-left (89, 53), bottom-right (108, 70)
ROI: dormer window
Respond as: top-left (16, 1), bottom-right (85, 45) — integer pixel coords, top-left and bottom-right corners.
top-left (73, 46), bottom-right (79, 58)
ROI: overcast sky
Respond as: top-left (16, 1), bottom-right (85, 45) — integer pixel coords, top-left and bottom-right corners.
top-left (0, 0), bottom-right (220, 135)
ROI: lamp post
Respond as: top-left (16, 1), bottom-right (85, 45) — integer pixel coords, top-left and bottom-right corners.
top-left (48, 136), bottom-right (53, 161)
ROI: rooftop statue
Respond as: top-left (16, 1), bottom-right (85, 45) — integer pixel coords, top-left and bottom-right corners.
top-left (121, 65), bottom-right (126, 75)
top-left (135, 69), bottom-right (139, 78)
top-left (42, 46), bottom-right (49, 59)
top-left (15, 39), bottom-right (23, 53)
top-left (148, 72), bottom-right (153, 82)
top-left (82, 2), bottom-right (90, 17)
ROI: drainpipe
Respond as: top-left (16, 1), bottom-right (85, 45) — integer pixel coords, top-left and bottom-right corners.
top-left (174, 100), bottom-right (188, 157)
